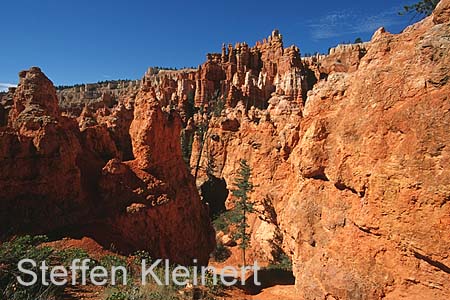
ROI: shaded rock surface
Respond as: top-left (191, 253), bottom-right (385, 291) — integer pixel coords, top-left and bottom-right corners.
top-left (0, 67), bottom-right (214, 265)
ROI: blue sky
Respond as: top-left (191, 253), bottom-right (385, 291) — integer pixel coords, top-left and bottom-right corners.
top-left (0, 0), bottom-right (416, 89)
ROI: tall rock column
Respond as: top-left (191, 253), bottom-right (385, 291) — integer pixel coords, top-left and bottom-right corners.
top-left (100, 86), bottom-right (215, 265)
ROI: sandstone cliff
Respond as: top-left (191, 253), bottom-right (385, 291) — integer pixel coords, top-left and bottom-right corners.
top-left (190, 2), bottom-right (450, 299)
top-left (57, 80), bottom-right (141, 117)
top-left (0, 67), bottom-right (214, 265)
top-left (1, 2), bottom-right (449, 298)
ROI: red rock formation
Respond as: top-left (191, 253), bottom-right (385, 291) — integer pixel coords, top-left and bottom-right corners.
top-left (193, 3), bottom-right (450, 299)
top-left (58, 80), bottom-right (139, 160)
top-left (2, 5), bottom-right (449, 296)
top-left (97, 86), bottom-right (215, 264)
top-left (434, 0), bottom-right (450, 23)
top-left (287, 8), bottom-right (450, 298)
top-left (56, 32), bottom-right (312, 133)
top-left (193, 30), bottom-right (309, 109)
top-left (0, 67), bottom-right (214, 265)
top-left (57, 79), bottom-right (141, 117)
top-left (122, 31), bottom-right (312, 116)
top-left (143, 68), bottom-right (197, 114)
top-left (0, 67), bottom-right (84, 234)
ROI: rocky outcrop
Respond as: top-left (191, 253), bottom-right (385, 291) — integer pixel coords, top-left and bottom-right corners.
top-left (301, 42), bottom-right (370, 86)
top-left (110, 31), bottom-right (312, 117)
top-left (0, 67), bottom-right (214, 265)
top-left (194, 30), bottom-right (309, 108)
top-left (0, 67), bottom-right (84, 234)
top-left (55, 33), bottom-right (313, 134)
top-left (98, 86), bottom-right (215, 264)
top-left (0, 89), bottom-right (14, 127)
top-left (190, 96), bottom-right (302, 264)
top-left (57, 80), bottom-right (141, 117)
top-left (193, 2), bottom-right (450, 299)
top-left (434, 0), bottom-right (450, 24)
top-left (287, 8), bottom-right (450, 298)
top-left (143, 68), bottom-right (197, 113)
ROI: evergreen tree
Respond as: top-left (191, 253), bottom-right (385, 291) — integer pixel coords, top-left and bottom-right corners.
top-left (400, 0), bottom-right (439, 19)
top-left (193, 104), bottom-right (209, 180)
top-left (180, 129), bottom-right (193, 168)
top-left (206, 153), bottom-right (217, 179)
top-left (193, 90), bottom-right (225, 180)
top-left (231, 159), bottom-right (254, 266)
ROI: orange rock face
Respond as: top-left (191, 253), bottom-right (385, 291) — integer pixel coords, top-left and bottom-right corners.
top-left (132, 30), bottom-right (310, 114)
top-left (288, 9), bottom-right (450, 298)
top-left (1, 3), bottom-right (449, 298)
top-left (194, 30), bottom-right (308, 108)
top-left (99, 86), bottom-right (215, 264)
top-left (57, 79), bottom-right (141, 117)
top-left (192, 3), bottom-right (450, 299)
top-left (0, 67), bottom-right (214, 265)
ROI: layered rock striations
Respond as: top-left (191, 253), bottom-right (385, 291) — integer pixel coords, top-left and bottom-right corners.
top-left (57, 79), bottom-right (141, 117)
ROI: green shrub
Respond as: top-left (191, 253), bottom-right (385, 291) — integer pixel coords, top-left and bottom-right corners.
top-left (212, 214), bottom-right (229, 233)
top-left (180, 129), bottom-right (193, 168)
top-left (106, 286), bottom-right (142, 300)
top-left (211, 242), bottom-right (231, 262)
top-left (266, 253), bottom-right (293, 271)
top-left (56, 247), bottom-right (92, 266)
top-left (99, 255), bottom-right (127, 270)
top-left (105, 282), bottom-right (181, 300)
top-left (132, 250), bottom-right (152, 265)
top-left (201, 270), bottom-right (223, 296)
top-left (212, 210), bottom-right (239, 234)
top-left (99, 255), bottom-right (129, 285)
top-left (0, 235), bottom-right (64, 300)
top-left (400, 0), bottom-right (439, 17)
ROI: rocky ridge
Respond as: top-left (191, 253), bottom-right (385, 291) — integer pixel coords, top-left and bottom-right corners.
top-left (191, 2), bottom-right (450, 299)
top-left (57, 79), bottom-right (141, 117)
top-left (0, 67), bottom-right (214, 265)
top-left (0, 1), bottom-right (449, 298)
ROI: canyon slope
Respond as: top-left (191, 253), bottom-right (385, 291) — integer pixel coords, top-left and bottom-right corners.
top-left (0, 67), bottom-right (214, 265)
top-left (190, 2), bottom-right (450, 299)
top-left (0, 1), bottom-right (449, 299)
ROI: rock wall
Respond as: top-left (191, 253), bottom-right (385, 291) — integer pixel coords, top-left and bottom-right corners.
top-left (57, 80), bottom-right (141, 117)
top-left (142, 68), bottom-right (197, 110)
top-left (192, 2), bottom-right (450, 299)
top-left (0, 67), bottom-right (214, 265)
top-left (1, 3), bottom-right (449, 296)
top-left (194, 30), bottom-right (309, 109)
top-left (287, 8), bottom-right (450, 298)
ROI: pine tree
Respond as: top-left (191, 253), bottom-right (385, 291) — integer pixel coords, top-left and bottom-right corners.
top-left (400, 0), bottom-right (439, 19)
top-left (193, 90), bottom-right (225, 180)
top-left (180, 128), bottom-right (193, 168)
top-left (231, 159), bottom-right (254, 266)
